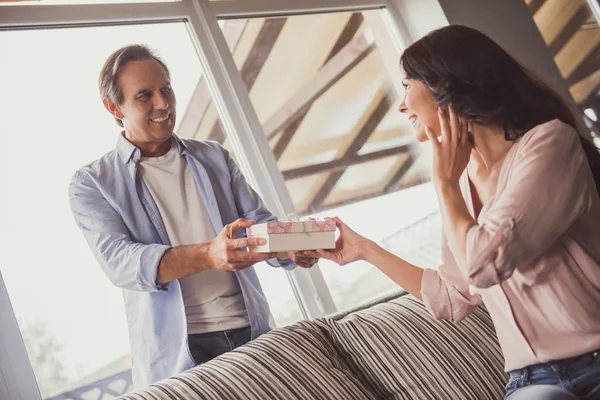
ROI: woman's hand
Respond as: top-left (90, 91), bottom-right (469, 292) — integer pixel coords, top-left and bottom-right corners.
top-left (316, 217), bottom-right (371, 266)
top-left (425, 106), bottom-right (472, 187)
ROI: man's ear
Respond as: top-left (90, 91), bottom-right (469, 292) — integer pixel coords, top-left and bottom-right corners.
top-left (103, 99), bottom-right (124, 120)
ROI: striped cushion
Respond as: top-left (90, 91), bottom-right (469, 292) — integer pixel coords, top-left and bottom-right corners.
top-left (120, 320), bottom-right (376, 400)
top-left (315, 296), bottom-right (508, 399)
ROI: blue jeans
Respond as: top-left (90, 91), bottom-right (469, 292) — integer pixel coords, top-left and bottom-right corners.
top-left (188, 326), bottom-right (252, 365)
top-left (505, 350), bottom-right (600, 399)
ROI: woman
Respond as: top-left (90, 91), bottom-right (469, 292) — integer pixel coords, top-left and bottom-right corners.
top-left (314, 25), bottom-right (600, 399)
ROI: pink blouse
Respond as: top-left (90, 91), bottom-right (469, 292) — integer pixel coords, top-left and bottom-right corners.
top-left (421, 119), bottom-right (600, 372)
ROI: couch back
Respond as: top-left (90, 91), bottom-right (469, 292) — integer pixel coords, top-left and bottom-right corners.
top-left (120, 294), bottom-right (507, 400)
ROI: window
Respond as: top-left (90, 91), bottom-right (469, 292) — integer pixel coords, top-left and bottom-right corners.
top-left (0, 22), bottom-right (209, 398)
top-left (1, 1), bottom-right (417, 397)
top-left (219, 10), bottom-right (437, 310)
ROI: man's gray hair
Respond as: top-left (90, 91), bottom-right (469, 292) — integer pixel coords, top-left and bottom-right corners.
top-left (99, 45), bottom-right (171, 127)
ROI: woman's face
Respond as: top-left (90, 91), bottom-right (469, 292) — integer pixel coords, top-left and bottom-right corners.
top-left (399, 75), bottom-right (440, 142)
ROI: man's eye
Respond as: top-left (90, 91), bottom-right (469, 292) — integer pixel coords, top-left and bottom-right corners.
top-left (138, 93), bottom-right (150, 101)
top-left (161, 86), bottom-right (172, 93)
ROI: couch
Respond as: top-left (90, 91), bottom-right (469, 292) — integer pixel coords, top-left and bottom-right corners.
top-left (119, 291), bottom-right (508, 399)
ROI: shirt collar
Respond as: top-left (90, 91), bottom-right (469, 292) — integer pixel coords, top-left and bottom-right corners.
top-left (116, 132), bottom-right (188, 164)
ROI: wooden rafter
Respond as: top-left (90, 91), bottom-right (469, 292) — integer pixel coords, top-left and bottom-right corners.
top-left (208, 17), bottom-right (288, 143)
top-left (528, 0), bottom-right (546, 15)
top-left (264, 34), bottom-right (374, 140)
top-left (582, 83), bottom-right (600, 107)
top-left (548, 5), bottom-right (590, 55)
top-left (304, 92), bottom-right (393, 213)
top-left (384, 154), bottom-right (416, 193)
top-left (312, 175), bottom-right (428, 213)
top-left (178, 20), bottom-right (247, 139)
top-left (284, 128), bottom-right (405, 162)
top-left (567, 42), bottom-right (600, 86)
top-left (282, 144), bottom-right (411, 180)
top-left (273, 12), bottom-right (365, 161)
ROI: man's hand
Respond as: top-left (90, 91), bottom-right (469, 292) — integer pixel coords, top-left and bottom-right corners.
top-left (204, 218), bottom-right (277, 272)
top-left (285, 250), bottom-right (320, 269)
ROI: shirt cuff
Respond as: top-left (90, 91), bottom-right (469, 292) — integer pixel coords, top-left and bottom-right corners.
top-left (466, 220), bottom-right (515, 288)
top-left (420, 268), bottom-right (452, 320)
top-left (138, 244), bottom-right (172, 291)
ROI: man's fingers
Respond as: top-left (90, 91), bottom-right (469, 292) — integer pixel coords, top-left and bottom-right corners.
top-left (228, 237), bottom-right (266, 250)
top-left (227, 249), bottom-right (274, 263)
top-left (295, 256), bottom-right (319, 264)
top-left (222, 262), bottom-right (255, 272)
top-left (297, 250), bottom-right (321, 258)
top-left (226, 218), bottom-right (256, 237)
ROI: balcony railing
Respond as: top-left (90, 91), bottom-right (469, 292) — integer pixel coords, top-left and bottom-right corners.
top-left (47, 369), bottom-right (133, 400)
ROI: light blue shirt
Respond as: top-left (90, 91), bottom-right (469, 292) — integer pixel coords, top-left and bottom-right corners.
top-left (69, 134), bottom-right (294, 388)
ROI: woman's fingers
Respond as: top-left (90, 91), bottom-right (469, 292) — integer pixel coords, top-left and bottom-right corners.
top-left (448, 105), bottom-right (461, 143)
top-left (425, 126), bottom-right (439, 149)
top-left (438, 107), bottom-right (451, 144)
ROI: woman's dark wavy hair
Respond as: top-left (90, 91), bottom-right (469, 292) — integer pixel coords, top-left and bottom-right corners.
top-left (400, 25), bottom-right (600, 195)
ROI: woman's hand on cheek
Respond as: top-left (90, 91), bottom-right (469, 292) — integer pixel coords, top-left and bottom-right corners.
top-left (424, 105), bottom-right (472, 187)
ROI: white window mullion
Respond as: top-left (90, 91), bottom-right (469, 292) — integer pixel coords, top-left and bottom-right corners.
top-left (0, 272), bottom-right (41, 400)
top-left (210, 0), bottom-right (386, 19)
top-left (0, 2), bottom-right (187, 30)
top-left (183, 0), bottom-right (337, 319)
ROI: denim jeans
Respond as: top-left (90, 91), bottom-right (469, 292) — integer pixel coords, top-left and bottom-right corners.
top-left (188, 325), bottom-right (252, 365)
top-left (505, 349), bottom-right (600, 399)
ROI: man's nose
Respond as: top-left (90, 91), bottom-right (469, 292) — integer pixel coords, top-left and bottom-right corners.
top-left (154, 92), bottom-right (170, 110)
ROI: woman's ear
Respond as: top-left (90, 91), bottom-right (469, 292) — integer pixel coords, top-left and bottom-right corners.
top-left (467, 122), bottom-right (475, 143)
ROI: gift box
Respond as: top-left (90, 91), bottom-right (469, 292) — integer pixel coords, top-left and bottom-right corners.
top-left (246, 220), bottom-right (336, 253)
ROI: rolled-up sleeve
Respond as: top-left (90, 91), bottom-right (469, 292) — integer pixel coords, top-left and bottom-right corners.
top-left (69, 171), bottom-right (171, 292)
top-left (466, 121), bottom-right (593, 288)
top-left (421, 231), bottom-right (482, 322)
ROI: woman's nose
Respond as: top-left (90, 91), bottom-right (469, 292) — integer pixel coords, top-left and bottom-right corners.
top-left (398, 98), bottom-right (408, 114)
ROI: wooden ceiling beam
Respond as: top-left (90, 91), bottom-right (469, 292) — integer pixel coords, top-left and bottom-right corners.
top-left (528, 0), bottom-right (546, 15)
top-left (581, 83), bottom-right (600, 107)
top-left (264, 33), bottom-right (374, 140)
top-left (282, 143), bottom-right (411, 180)
top-left (304, 93), bottom-right (393, 212)
top-left (548, 5), bottom-right (590, 55)
top-left (283, 128), bottom-right (406, 161)
top-left (208, 17), bottom-right (288, 143)
top-left (273, 12), bottom-right (364, 161)
top-left (567, 42), bottom-right (600, 86)
top-left (305, 175), bottom-right (429, 214)
top-left (384, 154), bottom-right (416, 193)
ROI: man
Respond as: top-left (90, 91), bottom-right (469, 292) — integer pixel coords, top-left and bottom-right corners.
top-left (69, 45), bottom-right (318, 388)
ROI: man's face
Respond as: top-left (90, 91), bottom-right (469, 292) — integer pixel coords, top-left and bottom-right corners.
top-left (108, 58), bottom-right (176, 147)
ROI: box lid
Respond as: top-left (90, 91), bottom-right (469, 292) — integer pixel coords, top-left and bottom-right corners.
top-left (247, 220), bottom-right (336, 236)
